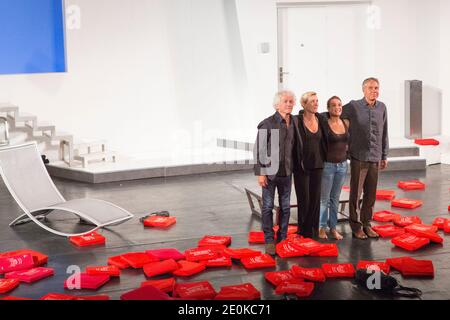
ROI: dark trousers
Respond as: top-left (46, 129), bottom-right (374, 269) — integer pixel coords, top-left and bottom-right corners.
top-left (349, 158), bottom-right (379, 232)
top-left (261, 176), bottom-right (292, 244)
top-left (294, 169), bottom-right (323, 238)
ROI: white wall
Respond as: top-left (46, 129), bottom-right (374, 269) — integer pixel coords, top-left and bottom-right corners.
top-left (0, 0), bottom-right (447, 165)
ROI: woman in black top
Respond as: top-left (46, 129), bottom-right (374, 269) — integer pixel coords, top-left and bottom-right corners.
top-left (318, 96), bottom-right (349, 240)
top-left (293, 91), bottom-right (326, 239)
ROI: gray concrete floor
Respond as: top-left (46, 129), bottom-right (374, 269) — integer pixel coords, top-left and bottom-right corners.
top-left (0, 165), bottom-right (449, 300)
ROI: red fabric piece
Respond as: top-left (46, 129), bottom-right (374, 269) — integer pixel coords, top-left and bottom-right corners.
top-left (172, 260), bottom-right (206, 277)
top-left (373, 211), bottom-right (402, 222)
top-left (401, 259), bottom-right (434, 277)
top-left (174, 281), bottom-right (217, 300)
top-left (275, 280), bottom-right (314, 298)
top-left (444, 220), bottom-right (450, 233)
top-left (69, 232), bottom-right (106, 247)
top-left (145, 248), bottom-right (185, 261)
top-left (405, 224), bottom-right (443, 244)
top-left (432, 217), bottom-right (448, 230)
top-left (185, 248), bottom-right (219, 262)
top-left (385, 257), bottom-right (409, 272)
top-left (141, 278), bottom-right (176, 293)
top-left (198, 235), bottom-right (232, 247)
top-left (248, 231), bottom-right (265, 244)
top-left (276, 240), bottom-right (308, 258)
top-left (309, 244), bottom-right (339, 257)
top-left (322, 263), bottom-right (356, 278)
top-left (121, 286), bottom-right (174, 300)
top-left (40, 293), bottom-right (76, 300)
top-left (107, 255), bottom-right (131, 269)
top-left (376, 190), bottom-right (396, 200)
top-left (414, 139), bottom-right (439, 146)
top-left (290, 265), bottom-right (326, 282)
top-left (397, 180), bottom-right (426, 190)
top-left (0, 279), bottom-right (20, 294)
top-left (392, 199), bottom-right (423, 209)
top-left (86, 265), bottom-right (121, 277)
top-left (215, 283), bottom-right (261, 300)
top-left (223, 248), bottom-right (261, 260)
top-left (241, 254), bottom-right (276, 270)
top-left (342, 185), bottom-right (350, 192)
top-left (143, 259), bottom-right (179, 277)
top-left (265, 271), bottom-right (296, 287)
top-left (356, 261), bottom-right (390, 274)
top-left (391, 233), bottom-right (430, 251)
top-left (372, 225), bottom-right (406, 238)
top-left (64, 273), bottom-right (110, 290)
top-left (5, 267), bottom-right (54, 283)
top-left (289, 238), bottom-right (324, 255)
top-left (143, 216), bottom-right (176, 228)
top-left (0, 254), bottom-right (35, 274)
top-left (1, 296), bottom-right (32, 300)
top-left (393, 215), bottom-right (422, 227)
top-left (121, 252), bottom-right (159, 268)
top-left (0, 250), bottom-right (47, 267)
top-left (205, 255), bottom-right (232, 268)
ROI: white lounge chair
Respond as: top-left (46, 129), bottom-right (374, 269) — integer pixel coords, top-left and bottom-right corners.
top-left (0, 142), bottom-right (133, 237)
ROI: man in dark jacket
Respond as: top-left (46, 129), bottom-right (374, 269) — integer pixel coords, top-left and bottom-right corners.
top-left (254, 90), bottom-right (295, 255)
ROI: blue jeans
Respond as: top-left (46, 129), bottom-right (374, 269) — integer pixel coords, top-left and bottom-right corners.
top-left (319, 161), bottom-right (348, 230)
top-left (261, 175), bottom-right (292, 244)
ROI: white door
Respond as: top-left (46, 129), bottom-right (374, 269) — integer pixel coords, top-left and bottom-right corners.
top-left (278, 3), bottom-right (375, 110)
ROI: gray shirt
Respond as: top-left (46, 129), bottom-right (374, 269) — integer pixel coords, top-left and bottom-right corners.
top-left (342, 98), bottom-right (389, 162)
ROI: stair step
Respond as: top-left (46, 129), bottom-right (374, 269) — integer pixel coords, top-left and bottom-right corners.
top-left (43, 131), bottom-right (73, 142)
top-left (73, 151), bottom-right (116, 168)
top-left (385, 156), bottom-right (427, 171)
top-left (74, 138), bottom-right (107, 153)
top-left (25, 121), bottom-right (56, 133)
top-left (8, 112), bottom-right (37, 122)
top-left (0, 104), bottom-right (19, 113)
top-left (389, 146), bottom-right (420, 157)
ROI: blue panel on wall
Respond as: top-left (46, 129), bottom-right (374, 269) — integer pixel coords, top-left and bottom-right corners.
top-left (0, 0), bottom-right (66, 75)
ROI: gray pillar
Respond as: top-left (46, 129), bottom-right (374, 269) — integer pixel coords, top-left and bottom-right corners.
top-left (405, 80), bottom-right (422, 139)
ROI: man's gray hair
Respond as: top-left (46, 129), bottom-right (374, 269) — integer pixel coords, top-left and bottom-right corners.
top-left (362, 77), bottom-right (380, 88)
top-left (273, 90), bottom-right (296, 109)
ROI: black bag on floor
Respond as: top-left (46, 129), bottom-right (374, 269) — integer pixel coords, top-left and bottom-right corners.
top-left (139, 211), bottom-right (170, 223)
top-left (355, 269), bottom-right (422, 298)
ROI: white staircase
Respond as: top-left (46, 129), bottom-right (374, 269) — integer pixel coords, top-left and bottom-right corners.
top-left (0, 102), bottom-right (116, 168)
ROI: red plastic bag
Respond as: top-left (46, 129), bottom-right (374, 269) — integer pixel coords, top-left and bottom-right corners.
top-left (376, 190), bottom-right (396, 200)
top-left (145, 248), bottom-right (185, 261)
top-left (275, 279), bottom-right (314, 298)
top-left (121, 285), bottom-right (173, 300)
top-left (401, 259), bottom-right (434, 277)
top-left (1, 296), bottom-right (33, 300)
top-left (373, 211), bottom-right (402, 222)
top-left (445, 220), bottom-right (450, 233)
top-left (198, 235), bottom-right (232, 247)
top-left (405, 224), bottom-right (443, 243)
top-left (64, 273), bottom-right (110, 290)
top-left (276, 240), bottom-right (307, 258)
top-left (172, 260), bottom-right (206, 277)
top-left (398, 180), bottom-right (426, 190)
top-left (391, 233), bottom-right (430, 251)
top-left (356, 261), bottom-right (390, 274)
top-left (414, 139), bottom-right (439, 146)
top-left (448, 205), bottom-right (450, 211)
top-left (223, 248), bottom-right (261, 260)
top-left (289, 238), bottom-right (324, 255)
top-left (392, 199), bottom-right (423, 209)
top-left (107, 255), bottom-right (131, 269)
top-left (342, 185), bottom-right (350, 192)
top-left (272, 225), bottom-right (298, 235)
top-left (75, 295), bottom-right (110, 300)
top-left (174, 281), bottom-right (217, 300)
top-left (290, 265), bottom-right (326, 282)
top-left (215, 283), bottom-right (261, 300)
top-left (86, 265), bottom-right (121, 277)
top-left (0, 279), bottom-right (20, 294)
top-left (372, 225), bottom-right (406, 238)
top-left (121, 252), bottom-right (159, 268)
top-left (0, 254), bottom-right (35, 274)
top-left (309, 244), bottom-right (339, 257)
top-left (143, 216), bottom-right (176, 228)
top-left (432, 217), bottom-right (448, 230)
top-left (241, 254), bottom-right (276, 270)
top-left (393, 215), bottom-right (422, 227)
top-left (5, 267), bottom-right (54, 283)
top-left (40, 293), bottom-right (76, 300)
top-left (185, 247), bottom-right (219, 262)
top-left (141, 277), bottom-right (176, 293)
top-left (265, 271), bottom-right (296, 286)
top-left (248, 231), bottom-right (265, 244)
top-left (322, 263), bottom-right (356, 278)
top-left (205, 255), bottom-right (232, 268)
top-left (143, 259), bottom-right (179, 277)
top-left (0, 250), bottom-right (48, 267)
top-left (69, 232), bottom-right (106, 247)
